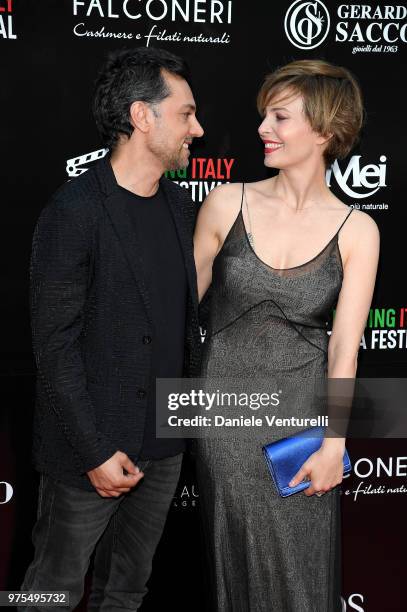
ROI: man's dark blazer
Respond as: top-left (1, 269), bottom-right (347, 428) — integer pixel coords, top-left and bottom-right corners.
top-left (30, 154), bottom-right (202, 490)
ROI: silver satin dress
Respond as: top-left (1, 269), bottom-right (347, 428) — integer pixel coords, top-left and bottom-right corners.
top-left (194, 185), bottom-right (353, 612)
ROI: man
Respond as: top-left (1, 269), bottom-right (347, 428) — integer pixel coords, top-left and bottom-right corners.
top-left (20, 47), bottom-right (204, 611)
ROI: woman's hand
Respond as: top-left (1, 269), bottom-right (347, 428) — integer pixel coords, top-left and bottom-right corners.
top-left (288, 444), bottom-right (345, 497)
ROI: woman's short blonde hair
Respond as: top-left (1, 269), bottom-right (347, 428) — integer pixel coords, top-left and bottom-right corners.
top-left (257, 59), bottom-right (364, 166)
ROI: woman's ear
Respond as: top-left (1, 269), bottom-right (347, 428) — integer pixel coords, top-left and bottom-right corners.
top-left (316, 132), bottom-right (334, 147)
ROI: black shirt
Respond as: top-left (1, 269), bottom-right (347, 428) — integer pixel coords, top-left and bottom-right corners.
top-left (120, 184), bottom-right (187, 459)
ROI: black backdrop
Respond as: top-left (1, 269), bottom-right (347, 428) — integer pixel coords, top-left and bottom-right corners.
top-left (1, 1), bottom-right (406, 610)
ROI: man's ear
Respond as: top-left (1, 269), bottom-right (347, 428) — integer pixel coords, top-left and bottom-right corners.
top-left (129, 101), bottom-right (152, 134)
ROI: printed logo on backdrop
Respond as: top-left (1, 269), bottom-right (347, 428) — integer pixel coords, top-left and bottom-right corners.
top-left (167, 156), bottom-right (235, 202)
top-left (358, 307), bottom-right (407, 351)
top-left (65, 149), bottom-right (233, 203)
top-left (0, 0), bottom-right (17, 39)
top-left (344, 455), bottom-right (407, 501)
top-left (337, 4), bottom-right (407, 54)
top-left (72, 0), bottom-right (232, 46)
top-left (172, 481), bottom-right (199, 510)
top-left (284, 2), bottom-right (406, 54)
top-left (0, 481), bottom-right (14, 504)
top-left (284, 0), bottom-right (330, 50)
top-left (326, 155), bottom-right (388, 211)
top-left (331, 307), bottom-right (407, 350)
top-left (66, 148), bottom-right (108, 178)
top-left (341, 594), bottom-right (365, 612)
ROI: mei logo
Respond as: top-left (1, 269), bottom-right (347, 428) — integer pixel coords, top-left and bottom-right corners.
top-left (0, 0), bottom-right (16, 39)
top-left (0, 481), bottom-right (14, 504)
top-left (66, 148), bottom-right (108, 178)
top-left (326, 155), bottom-right (387, 199)
top-left (284, 0), bottom-right (330, 49)
top-left (341, 593), bottom-right (364, 611)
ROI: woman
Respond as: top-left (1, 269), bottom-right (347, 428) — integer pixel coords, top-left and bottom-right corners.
top-left (193, 60), bottom-right (379, 611)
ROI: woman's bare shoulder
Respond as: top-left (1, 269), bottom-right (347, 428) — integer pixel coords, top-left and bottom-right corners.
top-left (243, 178), bottom-right (275, 197)
top-left (349, 207), bottom-right (379, 231)
top-left (207, 178), bottom-right (274, 203)
top-left (335, 202), bottom-right (380, 270)
top-left (203, 181), bottom-right (244, 203)
top-left (197, 182), bottom-right (244, 239)
top-left (324, 194), bottom-right (379, 237)
top-left (335, 199), bottom-right (380, 238)
top-left (199, 182), bottom-right (243, 218)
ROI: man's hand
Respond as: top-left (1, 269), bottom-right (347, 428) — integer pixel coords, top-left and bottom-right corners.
top-left (87, 451), bottom-right (144, 498)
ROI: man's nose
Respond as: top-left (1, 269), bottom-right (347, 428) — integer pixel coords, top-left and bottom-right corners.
top-left (191, 116), bottom-right (204, 138)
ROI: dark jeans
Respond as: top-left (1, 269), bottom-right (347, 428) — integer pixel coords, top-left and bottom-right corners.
top-left (19, 454), bottom-right (183, 611)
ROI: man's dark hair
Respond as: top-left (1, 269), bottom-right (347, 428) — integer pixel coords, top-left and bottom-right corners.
top-left (93, 47), bottom-right (192, 150)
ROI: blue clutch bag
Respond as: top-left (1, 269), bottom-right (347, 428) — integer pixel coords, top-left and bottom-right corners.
top-left (262, 426), bottom-right (352, 497)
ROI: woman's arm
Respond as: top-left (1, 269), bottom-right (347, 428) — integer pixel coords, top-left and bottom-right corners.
top-left (320, 210), bottom-right (380, 454)
top-left (290, 210), bottom-right (380, 496)
top-left (194, 183), bottom-right (242, 301)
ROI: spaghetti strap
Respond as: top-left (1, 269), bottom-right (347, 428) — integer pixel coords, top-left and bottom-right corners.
top-left (240, 182), bottom-right (245, 211)
top-left (336, 208), bottom-right (353, 235)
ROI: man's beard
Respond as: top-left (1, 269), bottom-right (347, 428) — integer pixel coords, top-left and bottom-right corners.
top-left (150, 136), bottom-right (189, 172)
top-left (162, 146), bottom-right (189, 171)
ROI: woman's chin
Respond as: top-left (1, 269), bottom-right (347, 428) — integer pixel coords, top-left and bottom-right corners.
top-left (264, 157), bottom-right (281, 170)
